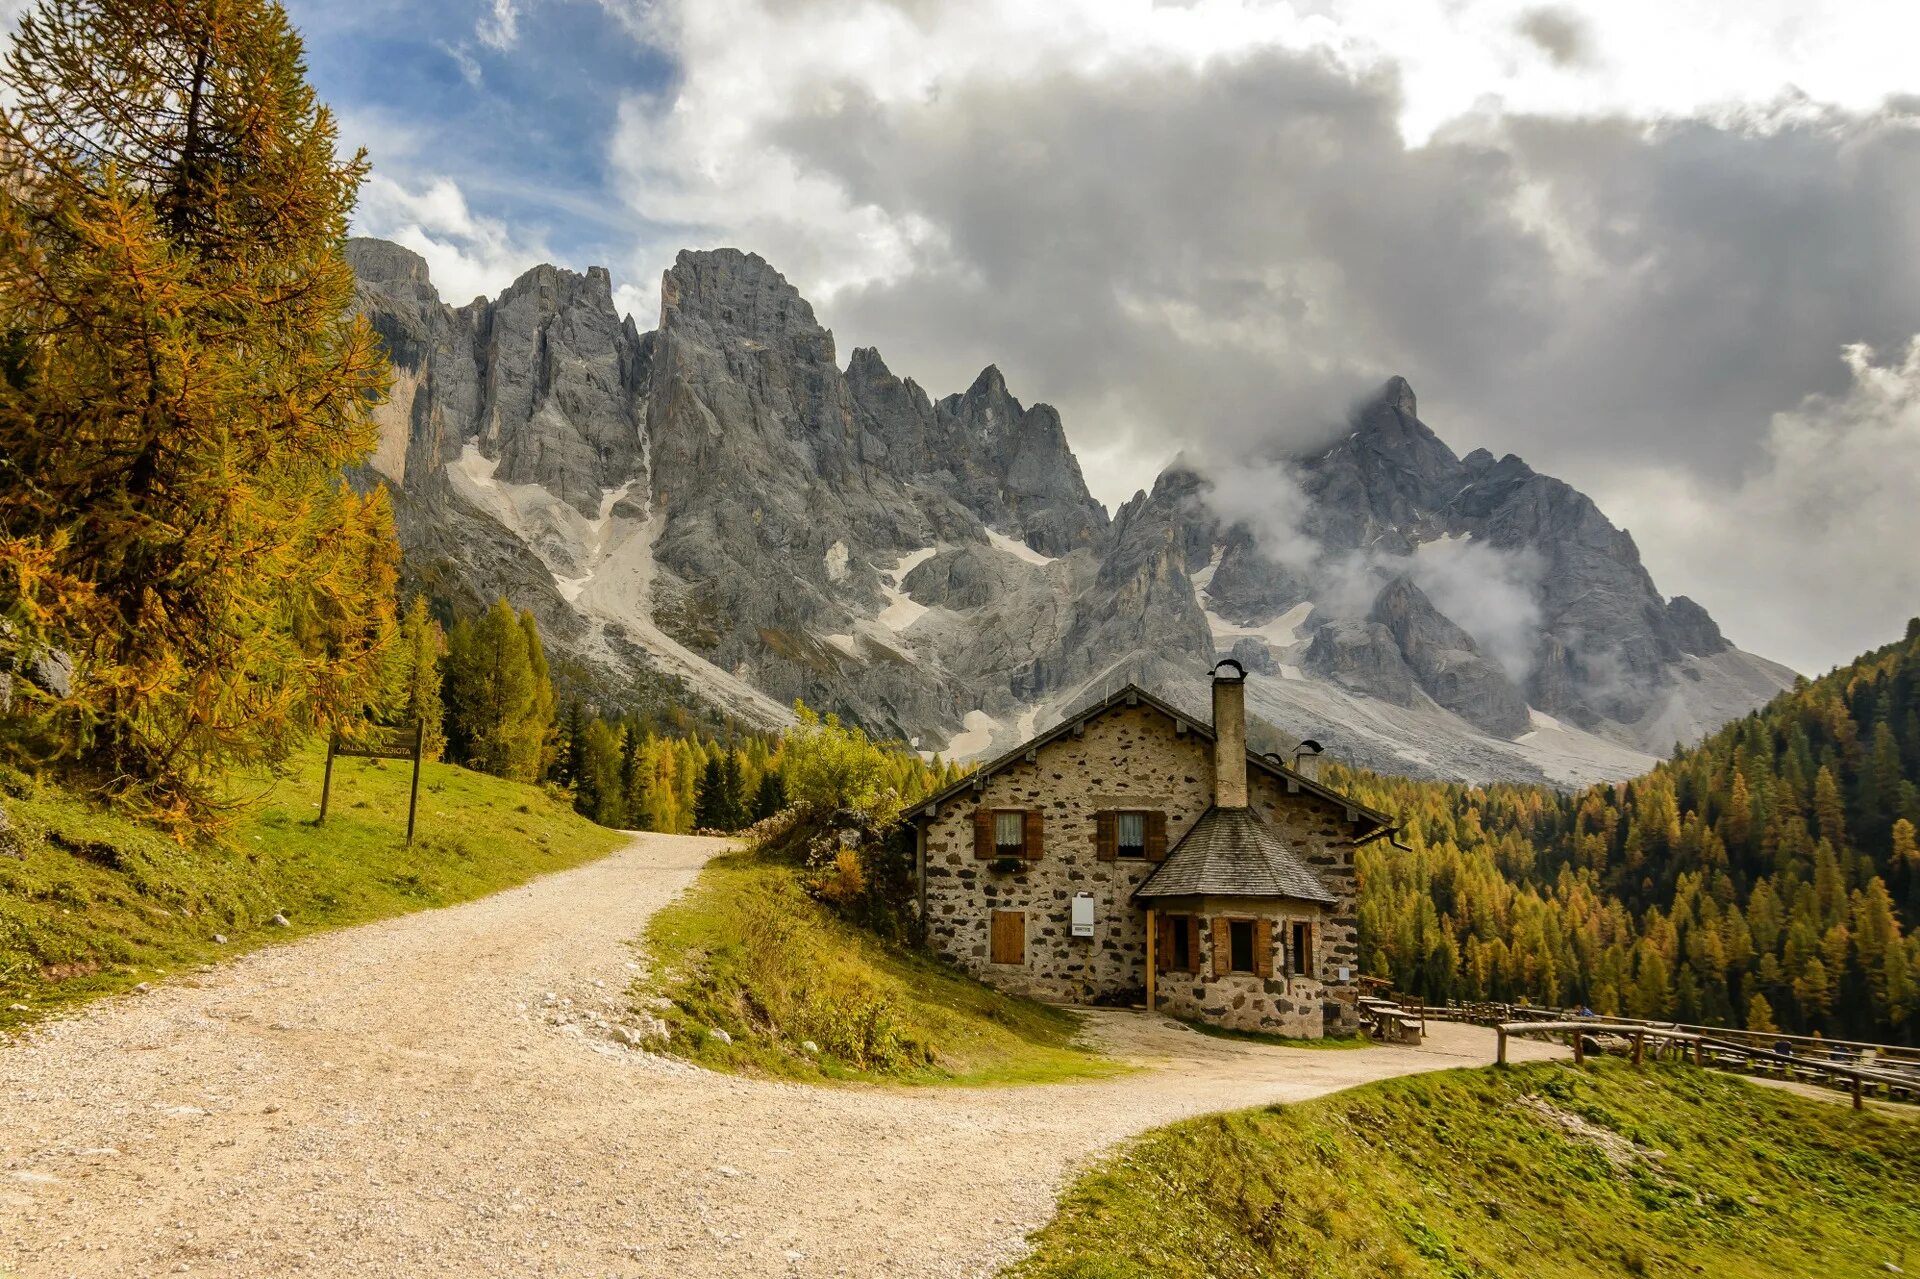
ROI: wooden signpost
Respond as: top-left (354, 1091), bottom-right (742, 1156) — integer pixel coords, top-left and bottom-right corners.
top-left (319, 720), bottom-right (425, 844)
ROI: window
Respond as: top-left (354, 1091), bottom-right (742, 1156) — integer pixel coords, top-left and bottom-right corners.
top-left (1097, 810), bottom-right (1165, 861)
top-left (990, 909), bottom-right (1026, 965)
top-left (1229, 919), bottom-right (1256, 974)
top-left (1292, 921), bottom-right (1313, 977)
top-left (1169, 915), bottom-right (1191, 970)
top-left (994, 810), bottom-right (1026, 858)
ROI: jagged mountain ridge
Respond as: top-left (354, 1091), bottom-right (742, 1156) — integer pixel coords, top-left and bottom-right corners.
top-left (347, 237), bottom-right (1795, 785)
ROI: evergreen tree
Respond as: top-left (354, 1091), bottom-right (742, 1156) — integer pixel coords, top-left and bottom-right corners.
top-left (0, 0), bottom-right (397, 823)
top-left (578, 719), bottom-right (625, 828)
top-left (443, 599), bottom-right (541, 782)
top-left (751, 770), bottom-right (787, 822)
top-left (692, 754), bottom-right (727, 831)
top-left (718, 748), bottom-right (747, 830)
top-left (560, 699), bottom-right (587, 787)
top-left (620, 723), bottom-right (653, 830)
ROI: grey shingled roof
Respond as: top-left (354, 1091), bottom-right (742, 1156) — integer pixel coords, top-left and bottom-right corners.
top-left (1134, 806), bottom-right (1337, 904)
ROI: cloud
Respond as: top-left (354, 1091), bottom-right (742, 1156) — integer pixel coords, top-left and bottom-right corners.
top-left (476, 0), bottom-right (520, 51)
top-left (1514, 8), bottom-right (1592, 68)
top-left (353, 172), bottom-right (550, 303)
top-left (1599, 339), bottom-right (1920, 673)
top-left (589, 0), bottom-right (1920, 671)
top-left (1406, 538), bottom-right (1545, 681)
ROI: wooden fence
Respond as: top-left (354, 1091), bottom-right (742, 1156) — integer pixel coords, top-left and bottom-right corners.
top-left (1486, 1013), bottom-right (1920, 1110)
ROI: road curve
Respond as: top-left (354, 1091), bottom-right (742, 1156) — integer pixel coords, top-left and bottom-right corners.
top-left (1, 831), bottom-right (1557, 1278)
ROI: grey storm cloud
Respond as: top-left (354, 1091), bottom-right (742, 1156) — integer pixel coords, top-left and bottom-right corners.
top-left (1515, 8), bottom-right (1594, 67)
top-left (773, 49), bottom-right (1920, 486)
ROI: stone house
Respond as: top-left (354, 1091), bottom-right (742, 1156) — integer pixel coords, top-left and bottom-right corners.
top-left (911, 660), bottom-right (1396, 1037)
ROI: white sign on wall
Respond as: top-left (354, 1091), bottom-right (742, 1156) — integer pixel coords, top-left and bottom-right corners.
top-left (1071, 893), bottom-right (1095, 938)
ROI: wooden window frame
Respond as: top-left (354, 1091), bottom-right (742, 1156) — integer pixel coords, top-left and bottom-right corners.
top-left (1228, 919), bottom-right (1256, 974)
top-left (993, 809), bottom-right (1027, 859)
top-left (1291, 920), bottom-right (1313, 977)
top-left (1096, 809), bottom-right (1169, 862)
top-left (974, 808), bottom-right (1045, 861)
top-left (1157, 913), bottom-right (1202, 973)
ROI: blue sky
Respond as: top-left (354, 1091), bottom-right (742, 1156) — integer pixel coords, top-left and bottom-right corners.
top-left (293, 0), bottom-right (676, 293)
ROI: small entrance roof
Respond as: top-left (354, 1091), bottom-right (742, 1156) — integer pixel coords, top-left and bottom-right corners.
top-left (1133, 805), bottom-right (1336, 904)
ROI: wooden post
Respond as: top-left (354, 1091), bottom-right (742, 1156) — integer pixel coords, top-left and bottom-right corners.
top-left (405, 718), bottom-right (424, 846)
top-left (1692, 1038), bottom-right (1704, 1067)
top-left (1633, 1032), bottom-right (1644, 1067)
top-left (318, 734), bottom-right (336, 824)
top-left (1144, 908), bottom-right (1157, 1013)
top-left (1496, 1026), bottom-right (1508, 1066)
top-left (1573, 1031), bottom-right (1585, 1065)
top-left (1852, 1074), bottom-right (1863, 1111)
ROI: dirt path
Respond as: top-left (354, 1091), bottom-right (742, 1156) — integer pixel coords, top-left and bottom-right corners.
top-left (1, 832), bottom-right (1561, 1279)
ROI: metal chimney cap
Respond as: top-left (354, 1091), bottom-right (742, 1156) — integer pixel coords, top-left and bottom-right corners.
top-left (1212, 658), bottom-right (1246, 682)
top-left (1295, 738), bottom-right (1324, 754)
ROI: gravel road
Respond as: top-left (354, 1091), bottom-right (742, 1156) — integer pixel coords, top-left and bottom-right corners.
top-left (1, 832), bottom-right (1559, 1278)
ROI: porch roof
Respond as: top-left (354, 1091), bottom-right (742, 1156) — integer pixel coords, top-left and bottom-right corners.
top-left (1133, 805), bottom-right (1336, 905)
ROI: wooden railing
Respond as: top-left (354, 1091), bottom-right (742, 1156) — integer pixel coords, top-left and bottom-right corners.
top-left (1437, 1000), bottom-right (1920, 1069)
top-left (1492, 1018), bottom-right (1920, 1110)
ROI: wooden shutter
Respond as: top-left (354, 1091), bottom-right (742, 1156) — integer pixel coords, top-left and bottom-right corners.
top-left (1186, 919), bottom-right (1203, 973)
top-left (1156, 914), bottom-right (1172, 972)
top-left (1096, 810), bottom-right (1117, 861)
top-left (1145, 811), bottom-right (1168, 861)
top-left (1211, 917), bottom-right (1230, 977)
top-left (973, 807), bottom-right (994, 859)
top-left (1025, 808), bottom-right (1045, 860)
top-left (1254, 919), bottom-right (1274, 978)
top-left (990, 910), bottom-right (1026, 964)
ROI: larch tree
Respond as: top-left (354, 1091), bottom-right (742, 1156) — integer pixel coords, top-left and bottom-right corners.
top-left (0, 0), bottom-right (397, 824)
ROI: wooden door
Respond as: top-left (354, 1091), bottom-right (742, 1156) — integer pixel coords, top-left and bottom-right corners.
top-left (990, 909), bottom-right (1026, 965)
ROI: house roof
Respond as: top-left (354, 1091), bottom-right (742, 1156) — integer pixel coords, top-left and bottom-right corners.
top-left (1132, 805), bottom-right (1337, 903)
top-left (911, 682), bottom-right (1395, 836)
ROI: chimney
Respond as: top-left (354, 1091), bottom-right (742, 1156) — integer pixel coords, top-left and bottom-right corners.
top-left (1293, 739), bottom-right (1324, 783)
top-left (1211, 659), bottom-right (1248, 808)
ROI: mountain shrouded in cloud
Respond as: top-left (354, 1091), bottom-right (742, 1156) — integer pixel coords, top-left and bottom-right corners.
top-left (289, 0), bottom-right (1920, 677)
top-left (348, 236), bottom-right (1794, 786)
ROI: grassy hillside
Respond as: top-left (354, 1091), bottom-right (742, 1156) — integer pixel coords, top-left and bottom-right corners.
top-left (640, 848), bottom-right (1125, 1086)
top-left (1010, 1060), bottom-right (1919, 1279)
top-left (0, 746), bottom-right (625, 1029)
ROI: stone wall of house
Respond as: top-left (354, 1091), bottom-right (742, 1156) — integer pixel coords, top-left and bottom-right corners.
top-left (1147, 896), bottom-right (1328, 1036)
top-left (919, 703), bottom-right (1214, 1003)
top-left (918, 699), bottom-right (1369, 1025)
top-left (1249, 771), bottom-right (1363, 1032)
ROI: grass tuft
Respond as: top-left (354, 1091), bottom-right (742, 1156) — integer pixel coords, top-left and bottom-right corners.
top-left (638, 847), bottom-right (1126, 1085)
top-left (0, 747), bottom-right (624, 1029)
top-left (1008, 1059), bottom-right (1920, 1278)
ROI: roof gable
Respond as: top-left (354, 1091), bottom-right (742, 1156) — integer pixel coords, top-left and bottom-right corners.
top-left (912, 683), bottom-right (1394, 835)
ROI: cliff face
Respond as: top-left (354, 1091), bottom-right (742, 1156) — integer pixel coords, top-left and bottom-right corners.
top-left (348, 238), bottom-right (1794, 784)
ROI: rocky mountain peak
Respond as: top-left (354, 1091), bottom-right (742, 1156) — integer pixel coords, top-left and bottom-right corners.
top-left (660, 247), bottom-right (822, 345)
top-left (1380, 373), bottom-right (1418, 418)
top-left (346, 236), bottom-right (1793, 786)
top-left (345, 237), bottom-right (432, 288)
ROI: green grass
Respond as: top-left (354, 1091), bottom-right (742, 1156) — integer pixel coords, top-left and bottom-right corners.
top-left (639, 847), bottom-right (1127, 1086)
top-left (0, 746), bottom-right (625, 1029)
top-left (1010, 1059), bottom-right (1920, 1279)
top-left (1178, 1018), bottom-right (1373, 1050)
